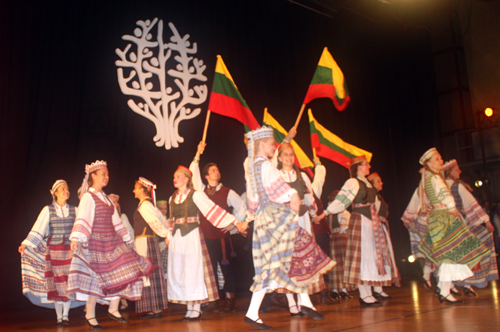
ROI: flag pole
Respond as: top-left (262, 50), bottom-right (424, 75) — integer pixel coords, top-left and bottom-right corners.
top-left (312, 148), bottom-right (317, 159)
top-left (202, 110), bottom-right (211, 143)
top-left (294, 104), bottom-right (306, 128)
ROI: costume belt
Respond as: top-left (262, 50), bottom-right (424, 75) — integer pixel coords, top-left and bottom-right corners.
top-left (353, 202), bottom-right (389, 276)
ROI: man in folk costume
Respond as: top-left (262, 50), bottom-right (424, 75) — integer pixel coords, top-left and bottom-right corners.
top-left (442, 160), bottom-right (498, 295)
top-left (133, 177), bottom-right (171, 319)
top-left (314, 155), bottom-right (400, 306)
top-left (244, 126), bottom-right (335, 329)
top-left (189, 141), bottom-right (250, 312)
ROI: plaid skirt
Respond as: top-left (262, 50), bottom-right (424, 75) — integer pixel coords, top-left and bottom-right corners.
top-left (45, 238), bottom-right (73, 302)
top-left (167, 228), bottom-right (219, 305)
top-left (136, 238), bottom-right (168, 312)
top-left (344, 213), bottom-right (399, 287)
top-left (328, 231), bottom-right (356, 291)
top-left (68, 238), bottom-right (155, 301)
top-left (251, 206), bottom-right (335, 293)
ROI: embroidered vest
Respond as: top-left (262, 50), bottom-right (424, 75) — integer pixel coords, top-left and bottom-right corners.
top-left (134, 199), bottom-right (155, 238)
top-left (450, 181), bottom-right (466, 218)
top-left (199, 186), bottom-right (231, 239)
top-left (89, 192), bottom-right (116, 239)
top-left (378, 194), bottom-right (389, 219)
top-left (48, 204), bottom-right (76, 245)
top-left (286, 172), bottom-right (308, 216)
top-left (352, 178), bottom-right (377, 220)
top-left (172, 192), bottom-right (199, 237)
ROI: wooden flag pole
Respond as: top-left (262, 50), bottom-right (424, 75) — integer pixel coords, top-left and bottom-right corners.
top-left (294, 104), bottom-right (306, 128)
top-left (202, 110), bottom-right (211, 143)
top-left (312, 147), bottom-right (317, 159)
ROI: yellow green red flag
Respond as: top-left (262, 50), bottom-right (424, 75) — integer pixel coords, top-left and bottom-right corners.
top-left (308, 109), bottom-right (371, 168)
top-left (304, 47), bottom-right (350, 111)
top-left (208, 55), bottom-right (260, 132)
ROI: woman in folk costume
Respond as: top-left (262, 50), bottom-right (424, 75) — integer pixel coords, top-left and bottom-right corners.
top-left (133, 177), bottom-right (170, 318)
top-left (323, 190), bottom-right (356, 301)
top-left (19, 180), bottom-right (83, 326)
top-left (244, 126), bottom-right (335, 330)
top-left (442, 160), bottom-right (498, 295)
top-left (415, 149), bottom-right (491, 304)
top-left (313, 155), bottom-right (400, 306)
top-left (68, 161), bottom-right (156, 330)
top-left (366, 172), bottom-right (400, 299)
top-left (167, 165), bottom-right (248, 321)
top-left (274, 142), bottom-right (330, 314)
top-left (156, 200), bottom-right (169, 286)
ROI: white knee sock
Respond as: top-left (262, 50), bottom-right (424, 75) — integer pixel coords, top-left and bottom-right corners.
top-left (341, 288), bottom-right (347, 293)
top-left (286, 294), bottom-right (299, 313)
top-left (246, 289), bottom-right (267, 322)
top-left (298, 293), bottom-right (315, 310)
top-left (62, 301), bottom-right (71, 317)
top-left (190, 304), bottom-right (201, 318)
top-left (374, 286), bottom-right (383, 293)
top-left (359, 285), bottom-right (376, 302)
top-left (54, 302), bottom-right (63, 320)
top-left (439, 281), bottom-right (452, 297)
top-left (186, 304), bottom-right (193, 317)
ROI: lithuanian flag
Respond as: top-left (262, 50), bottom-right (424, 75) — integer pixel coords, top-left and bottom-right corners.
top-left (208, 55), bottom-right (260, 132)
top-left (303, 47), bottom-right (350, 111)
top-left (263, 109), bottom-right (314, 176)
top-left (309, 109), bottom-right (371, 168)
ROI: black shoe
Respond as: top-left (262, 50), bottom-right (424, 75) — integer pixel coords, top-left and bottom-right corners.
top-left (289, 305), bottom-right (304, 317)
top-left (340, 291), bottom-right (353, 299)
top-left (320, 290), bottom-right (336, 305)
top-left (330, 291), bottom-right (341, 301)
top-left (450, 288), bottom-right (461, 297)
top-left (434, 287), bottom-right (440, 297)
top-left (56, 319), bottom-right (63, 326)
top-left (62, 315), bottom-right (70, 326)
top-left (244, 316), bottom-right (273, 330)
top-left (420, 278), bottom-right (433, 291)
top-left (85, 317), bottom-right (103, 331)
top-left (186, 311), bottom-right (202, 321)
top-left (202, 301), bottom-right (220, 313)
top-left (439, 294), bottom-right (464, 304)
top-left (359, 297), bottom-right (382, 307)
top-left (464, 287), bottom-right (477, 297)
top-left (373, 291), bottom-right (392, 300)
top-left (140, 312), bottom-right (163, 319)
top-left (107, 311), bottom-right (128, 323)
top-left (300, 306), bottom-right (324, 320)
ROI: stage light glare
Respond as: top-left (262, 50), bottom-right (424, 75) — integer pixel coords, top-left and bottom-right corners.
top-left (408, 255), bottom-right (415, 263)
top-left (485, 108), bottom-right (494, 117)
top-left (475, 180), bottom-right (483, 187)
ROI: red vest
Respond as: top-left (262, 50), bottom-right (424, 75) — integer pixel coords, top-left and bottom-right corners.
top-left (312, 193), bottom-right (331, 235)
top-left (199, 186), bottom-right (231, 239)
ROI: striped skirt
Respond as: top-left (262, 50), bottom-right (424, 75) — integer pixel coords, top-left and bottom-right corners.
top-left (136, 238), bottom-right (168, 312)
top-left (418, 210), bottom-right (491, 270)
top-left (45, 239), bottom-right (73, 302)
top-left (453, 223), bottom-right (498, 288)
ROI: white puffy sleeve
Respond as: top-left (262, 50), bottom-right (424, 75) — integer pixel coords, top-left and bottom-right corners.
top-left (189, 160), bottom-right (206, 192)
top-left (70, 193), bottom-right (95, 243)
top-left (325, 178), bottom-right (360, 215)
top-left (22, 206), bottom-right (50, 248)
top-left (458, 182), bottom-right (490, 226)
top-left (311, 164), bottom-right (326, 198)
top-left (193, 191), bottom-right (238, 228)
top-left (227, 189), bottom-right (248, 222)
top-left (401, 188), bottom-right (421, 227)
top-left (138, 201), bottom-right (170, 238)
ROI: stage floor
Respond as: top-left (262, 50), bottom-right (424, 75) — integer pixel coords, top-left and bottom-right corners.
top-left (2, 278), bottom-right (499, 332)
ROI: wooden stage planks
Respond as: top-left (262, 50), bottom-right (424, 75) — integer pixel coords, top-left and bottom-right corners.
top-left (1, 278), bottom-right (499, 332)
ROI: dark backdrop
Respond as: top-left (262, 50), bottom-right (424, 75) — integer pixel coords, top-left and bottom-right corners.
top-left (0, 0), bottom-right (437, 311)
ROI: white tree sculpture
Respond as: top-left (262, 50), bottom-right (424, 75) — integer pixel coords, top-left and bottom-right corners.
top-left (115, 18), bottom-right (207, 149)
